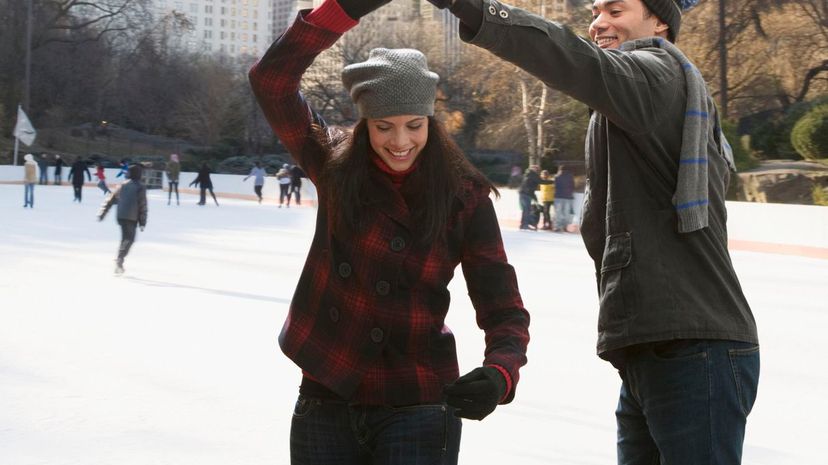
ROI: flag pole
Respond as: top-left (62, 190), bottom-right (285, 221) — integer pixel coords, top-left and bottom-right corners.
top-left (24, 0), bottom-right (33, 112)
top-left (14, 133), bottom-right (20, 166)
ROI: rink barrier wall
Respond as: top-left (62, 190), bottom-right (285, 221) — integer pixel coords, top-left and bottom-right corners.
top-left (2, 165), bottom-right (826, 258)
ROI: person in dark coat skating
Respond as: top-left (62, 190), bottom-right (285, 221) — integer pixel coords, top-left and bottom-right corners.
top-left (189, 163), bottom-right (219, 206)
top-left (68, 158), bottom-right (92, 202)
top-left (98, 164), bottom-right (148, 275)
top-left (53, 154), bottom-right (65, 185)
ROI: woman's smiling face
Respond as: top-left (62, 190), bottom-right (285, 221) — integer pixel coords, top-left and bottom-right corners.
top-left (366, 115), bottom-right (429, 172)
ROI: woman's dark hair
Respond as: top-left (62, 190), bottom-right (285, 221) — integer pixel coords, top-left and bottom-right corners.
top-left (319, 117), bottom-right (497, 244)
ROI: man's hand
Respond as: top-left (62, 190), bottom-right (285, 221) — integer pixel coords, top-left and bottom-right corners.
top-left (139, 225), bottom-right (145, 232)
top-left (425, 0), bottom-right (454, 9)
top-left (337, 0), bottom-right (392, 20)
top-left (444, 366), bottom-right (507, 420)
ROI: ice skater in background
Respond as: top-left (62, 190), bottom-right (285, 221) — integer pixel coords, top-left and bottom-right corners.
top-left (68, 157), bottom-right (91, 202)
top-left (290, 164), bottom-right (304, 205)
top-left (275, 163), bottom-right (292, 208)
top-left (23, 153), bottom-right (38, 208)
top-left (98, 164), bottom-right (148, 275)
top-left (243, 161), bottom-right (267, 203)
top-left (189, 163), bottom-right (219, 206)
top-left (115, 159), bottom-right (130, 181)
top-left (94, 163), bottom-right (111, 195)
top-left (166, 153), bottom-right (181, 206)
top-left (37, 154), bottom-right (49, 185)
top-left (53, 154), bottom-right (65, 185)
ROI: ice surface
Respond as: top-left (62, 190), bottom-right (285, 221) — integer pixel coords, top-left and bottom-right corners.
top-left (1, 184), bottom-right (826, 464)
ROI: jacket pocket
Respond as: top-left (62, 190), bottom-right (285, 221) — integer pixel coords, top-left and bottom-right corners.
top-left (598, 232), bottom-right (634, 333)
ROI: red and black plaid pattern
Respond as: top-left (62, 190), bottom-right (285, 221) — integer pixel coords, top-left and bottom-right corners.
top-left (249, 12), bottom-right (529, 406)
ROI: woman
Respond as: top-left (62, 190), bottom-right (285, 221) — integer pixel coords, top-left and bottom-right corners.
top-left (249, 1), bottom-right (530, 464)
top-left (189, 163), bottom-right (219, 206)
top-left (276, 163), bottom-right (292, 208)
top-left (539, 170), bottom-right (555, 230)
top-left (23, 153), bottom-right (37, 208)
top-left (166, 153), bottom-right (181, 206)
top-left (244, 161), bottom-right (267, 203)
top-left (94, 163), bottom-right (111, 195)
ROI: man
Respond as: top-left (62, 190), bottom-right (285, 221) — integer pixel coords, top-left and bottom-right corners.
top-left (37, 154), bottom-right (49, 185)
top-left (553, 164), bottom-right (575, 232)
top-left (429, 0), bottom-right (759, 463)
top-left (68, 157), bottom-right (91, 202)
top-left (53, 154), bottom-right (65, 185)
top-left (98, 164), bottom-right (148, 275)
top-left (289, 164), bottom-right (304, 205)
top-left (518, 164), bottom-right (541, 230)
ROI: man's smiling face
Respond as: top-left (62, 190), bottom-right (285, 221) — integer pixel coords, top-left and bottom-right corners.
top-left (589, 0), bottom-right (668, 49)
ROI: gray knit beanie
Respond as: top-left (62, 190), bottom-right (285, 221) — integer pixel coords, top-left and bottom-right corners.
top-left (342, 48), bottom-right (439, 119)
top-left (641, 0), bottom-right (697, 42)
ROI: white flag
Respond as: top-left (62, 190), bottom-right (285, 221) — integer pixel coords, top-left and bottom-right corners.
top-left (13, 106), bottom-right (37, 146)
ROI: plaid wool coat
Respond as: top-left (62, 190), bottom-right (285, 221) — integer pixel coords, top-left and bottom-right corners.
top-left (249, 11), bottom-right (530, 406)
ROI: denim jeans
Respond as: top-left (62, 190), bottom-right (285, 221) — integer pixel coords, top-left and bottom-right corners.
top-left (290, 396), bottom-right (462, 465)
top-left (554, 198), bottom-right (574, 230)
top-left (117, 219), bottom-right (138, 264)
top-left (24, 183), bottom-right (34, 207)
top-left (616, 340), bottom-right (760, 465)
top-left (519, 193), bottom-right (533, 228)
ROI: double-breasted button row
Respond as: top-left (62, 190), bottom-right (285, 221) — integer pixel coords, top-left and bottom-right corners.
top-left (370, 327), bottom-right (384, 343)
top-left (488, 4), bottom-right (509, 19)
top-left (338, 262), bottom-right (352, 278)
top-left (390, 236), bottom-right (406, 252)
top-left (375, 280), bottom-right (391, 296)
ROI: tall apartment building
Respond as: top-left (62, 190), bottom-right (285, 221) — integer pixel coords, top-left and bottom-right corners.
top-left (152, 0), bottom-right (274, 57)
top-left (149, 1), bottom-right (584, 58)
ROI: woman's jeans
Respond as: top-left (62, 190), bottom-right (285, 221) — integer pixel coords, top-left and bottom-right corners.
top-left (290, 396), bottom-right (462, 465)
top-left (24, 183), bottom-right (34, 207)
top-left (616, 340), bottom-right (760, 465)
top-left (280, 183), bottom-right (291, 205)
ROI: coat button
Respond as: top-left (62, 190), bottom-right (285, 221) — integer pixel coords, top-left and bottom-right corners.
top-left (390, 236), bottom-right (406, 252)
top-left (338, 262), bottom-right (352, 278)
top-left (370, 327), bottom-right (384, 343)
top-left (375, 280), bottom-right (390, 296)
top-left (329, 307), bottom-right (340, 323)
top-left (499, 9), bottom-right (509, 19)
top-left (488, 5), bottom-right (497, 15)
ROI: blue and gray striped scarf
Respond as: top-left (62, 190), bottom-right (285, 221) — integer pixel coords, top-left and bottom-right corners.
top-left (622, 38), bottom-right (735, 233)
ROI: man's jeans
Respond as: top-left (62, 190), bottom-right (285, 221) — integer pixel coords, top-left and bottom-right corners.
top-left (290, 396), bottom-right (462, 465)
top-left (519, 193), bottom-right (533, 228)
top-left (117, 219), bottom-right (138, 263)
top-left (616, 340), bottom-right (760, 465)
top-left (554, 198), bottom-right (574, 230)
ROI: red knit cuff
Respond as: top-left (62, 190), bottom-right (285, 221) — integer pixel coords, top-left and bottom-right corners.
top-left (487, 364), bottom-right (513, 403)
top-left (305, 0), bottom-right (358, 34)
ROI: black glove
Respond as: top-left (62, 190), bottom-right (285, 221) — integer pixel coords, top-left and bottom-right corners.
top-left (425, 0), bottom-right (453, 9)
top-left (444, 366), bottom-right (507, 420)
top-left (337, 0), bottom-right (392, 20)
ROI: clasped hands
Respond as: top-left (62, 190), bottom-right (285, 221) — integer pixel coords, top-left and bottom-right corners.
top-left (337, 0), bottom-right (453, 21)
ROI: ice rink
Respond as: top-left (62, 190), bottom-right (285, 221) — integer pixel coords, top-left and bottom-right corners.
top-left (1, 183), bottom-right (826, 465)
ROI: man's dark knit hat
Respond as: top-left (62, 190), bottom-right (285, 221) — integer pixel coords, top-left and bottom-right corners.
top-left (641, 0), bottom-right (698, 42)
top-left (128, 164), bottom-right (143, 180)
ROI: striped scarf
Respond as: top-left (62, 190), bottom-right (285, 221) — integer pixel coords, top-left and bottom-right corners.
top-left (622, 38), bottom-right (735, 233)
